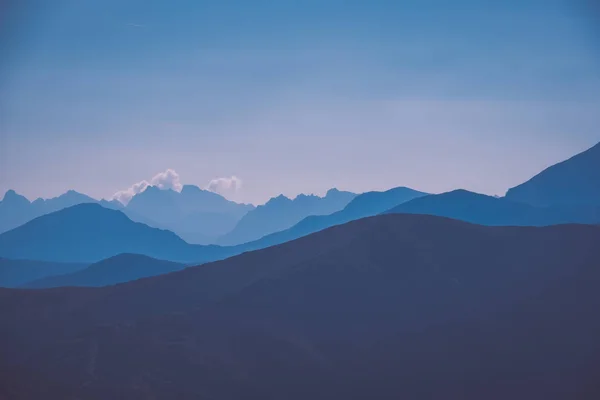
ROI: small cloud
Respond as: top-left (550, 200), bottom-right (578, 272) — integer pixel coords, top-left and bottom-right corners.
top-left (206, 176), bottom-right (242, 199)
top-left (151, 169), bottom-right (182, 192)
top-left (112, 169), bottom-right (182, 205)
top-left (126, 23), bottom-right (145, 28)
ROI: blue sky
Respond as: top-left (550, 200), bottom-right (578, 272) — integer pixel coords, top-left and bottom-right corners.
top-left (1, 0), bottom-right (600, 204)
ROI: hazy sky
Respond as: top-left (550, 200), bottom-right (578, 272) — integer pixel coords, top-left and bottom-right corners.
top-left (1, 0), bottom-right (600, 204)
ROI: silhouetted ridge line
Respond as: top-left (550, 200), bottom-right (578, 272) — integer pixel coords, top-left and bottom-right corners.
top-left (505, 141), bottom-right (600, 207)
top-left (0, 204), bottom-right (237, 263)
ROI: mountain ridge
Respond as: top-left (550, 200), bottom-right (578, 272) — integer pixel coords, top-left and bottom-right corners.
top-left (217, 188), bottom-right (357, 245)
top-left (386, 189), bottom-right (600, 226)
top-left (0, 203), bottom-right (236, 264)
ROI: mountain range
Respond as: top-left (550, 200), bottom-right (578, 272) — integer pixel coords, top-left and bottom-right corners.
top-left (3, 140), bottom-right (598, 250)
top-left (0, 186), bottom-right (426, 267)
top-left (239, 186), bottom-right (429, 251)
top-left (0, 185), bottom-right (358, 246)
top-left (124, 185), bottom-right (255, 243)
top-left (1, 214), bottom-right (599, 399)
top-left (217, 188), bottom-right (357, 245)
top-left (0, 190), bottom-right (121, 234)
top-left (0, 203), bottom-right (236, 264)
top-left (1, 142), bottom-right (599, 283)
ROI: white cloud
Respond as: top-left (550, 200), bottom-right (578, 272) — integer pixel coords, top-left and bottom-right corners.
top-left (150, 169), bottom-right (182, 192)
top-left (206, 176), bottom-right (242, 199)
top-left (112, 169), bottom-right (182, 205)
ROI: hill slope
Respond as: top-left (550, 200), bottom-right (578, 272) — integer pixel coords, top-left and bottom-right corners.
top-left (1, 214), bottom-right (598, 399)
top-left (505, 141), bottom-right (600, 207)
top-left (23, 254), bottom-right (186, 288)
top-left (0, 204), bottom-right (235, 264)
top-left (386, 189), bottom-right (600, 226)
top-left (0, 258), bottom-right (87, 288)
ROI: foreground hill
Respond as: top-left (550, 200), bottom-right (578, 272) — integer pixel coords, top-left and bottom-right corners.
top-left (1, 214), bottom-right (598, 399)
top-left (386, 189), bottom-right (600, 226)
top-left (217, 188), bottom-right (357, 245)
top-left (0, 258), bottom-right (87, 288)
top-left (506, 141), bottom-right (600, 207)
top-left (0, 204), bottom-right (236, 264)
top-left (239, 186), bottom-right (428, 250)
top-left (23, 254), bottom-right (185, 288)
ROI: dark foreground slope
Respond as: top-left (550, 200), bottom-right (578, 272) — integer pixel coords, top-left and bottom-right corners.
top-left (0, 204), bottom-right (237, 264)
top-left (0, 258), bottom-right (87, 288)
top-left (23, 254), bottom-right (185, 288)
top-left (0, 214), bottom-right (599, 399)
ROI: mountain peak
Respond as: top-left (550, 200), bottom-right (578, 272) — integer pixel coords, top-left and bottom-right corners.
top-left (265, 194), bottom-right (292, 205)
top-left (2, 190), bottom-right (30, 205)
top-left (181, 184), bottom-right (203, 194)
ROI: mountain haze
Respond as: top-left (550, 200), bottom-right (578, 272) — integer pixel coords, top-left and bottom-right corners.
top-left (0, 204), bottom-right (235, 264)
top-left (125, 185), bottom-right (254, 243)
top-left (0, 189), bottom-right (117, 234)
top-left (217, 188), bottom-right (357, 245)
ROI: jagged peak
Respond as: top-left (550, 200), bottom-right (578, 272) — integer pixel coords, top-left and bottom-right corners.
top-left (2, 189), bottom-right (30, 204)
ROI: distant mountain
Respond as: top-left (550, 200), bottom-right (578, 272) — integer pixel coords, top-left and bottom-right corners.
top-left (217, 188), bottom-right (358, 245)
top-left (0, 190), bottom-right (32, 234)
top-left (32, 190), bottom-right (97, 211)
top-left (386, 189), bottom-right (600, 226)
top-left (1, 214), bottom-right (599, 399)
top-left (24, 254), bottom-right (185, 288)
top-left (0, 190), bottom-right (118, 234)
top-left (125, 185), bottom-right (254, 244)
top-left (0, 258), bottom-right (87, 288)
top-left (239, 186), bottom-right (428, 250)
top-left (0, 204), bottom-right (236, 264)
top-left (506, 141), bottom-right (600, 207)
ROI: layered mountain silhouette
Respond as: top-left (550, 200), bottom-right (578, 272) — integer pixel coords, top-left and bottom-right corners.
top-left (23, 254), bottom-right (185, 288)
top-left (0, 186), bottom-right (254, 245)
top-left (505, 141), bottom-right (600, 207)
top-left (0, 258), bottom-right (87, 288)
top-left (217, 188), bottom-right (357, 245)
top-left (386, 189), bottom-right (600, 226)
top-left (1, 214), bottom-right (599, 399)
top-left (0, 189), bottom-right (122, 234)
top-left (0, 204), bottom-right (236, 264)
top-left (238, 186), bottom-right (428, 251)
top-left (125, 185), bottom-right (254, 244)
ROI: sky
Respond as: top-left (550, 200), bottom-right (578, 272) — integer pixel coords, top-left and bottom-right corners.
top-left (1, 0), bottom-right (600, 205)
